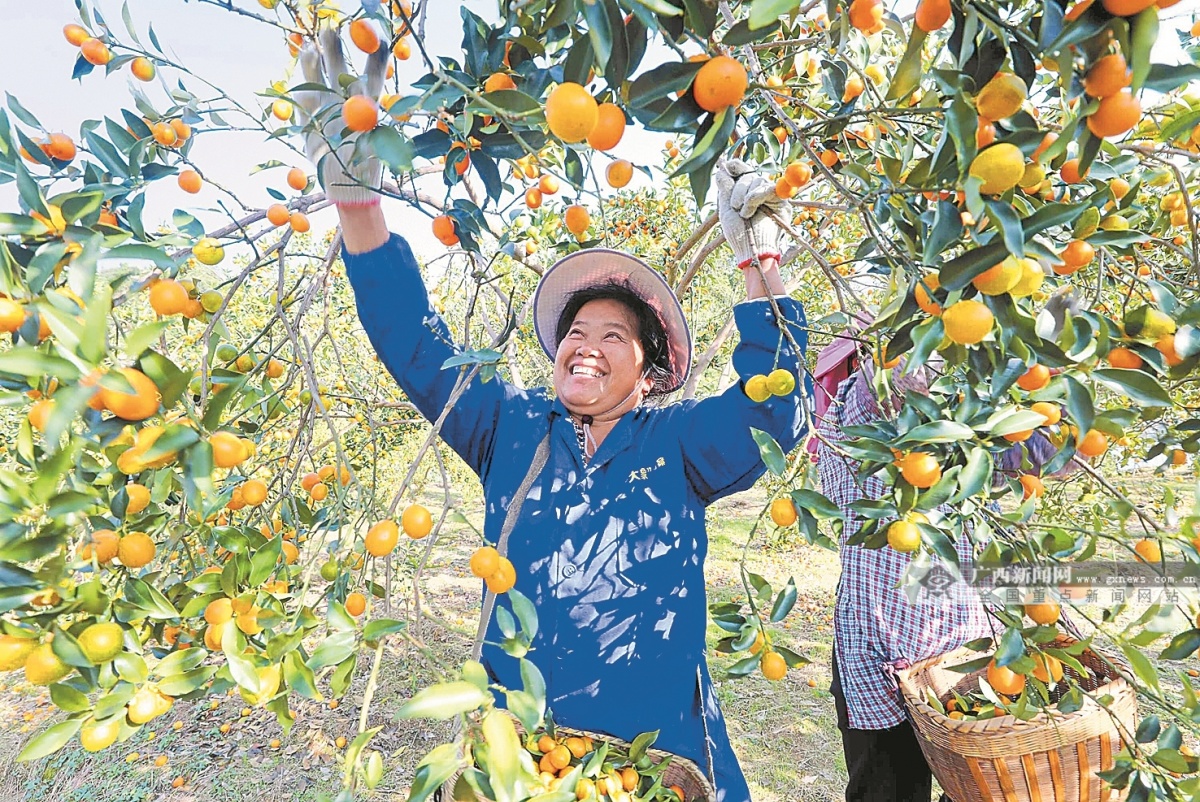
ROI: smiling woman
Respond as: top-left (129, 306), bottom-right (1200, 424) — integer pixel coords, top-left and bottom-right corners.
top-left (302, 27), bottom-right (807, 802)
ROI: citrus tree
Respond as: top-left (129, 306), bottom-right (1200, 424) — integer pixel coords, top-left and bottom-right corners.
top-left (4, 0), bottom-right (1200, 799)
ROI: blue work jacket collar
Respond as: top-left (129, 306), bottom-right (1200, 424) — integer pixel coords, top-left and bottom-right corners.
top-left (549, 396), bottom-right (646, 474)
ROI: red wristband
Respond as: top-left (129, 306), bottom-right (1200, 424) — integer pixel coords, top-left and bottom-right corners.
top-left (738, 252), bottom-right (782, 270)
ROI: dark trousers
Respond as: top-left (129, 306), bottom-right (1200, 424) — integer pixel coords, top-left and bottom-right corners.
top-left (830, 653), bottom-right (949, 802)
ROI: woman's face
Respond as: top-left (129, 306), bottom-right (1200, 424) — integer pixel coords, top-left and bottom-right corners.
top-left (554, 298), bottom-right (652, 418)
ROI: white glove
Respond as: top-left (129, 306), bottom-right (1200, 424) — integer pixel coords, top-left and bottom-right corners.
top-left (714, 157), bottom-right (785, 269)
top-left (294, 27), bottom-right (389, 206)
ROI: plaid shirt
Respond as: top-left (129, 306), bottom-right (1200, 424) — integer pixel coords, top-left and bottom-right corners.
top-left (816, 371), bottom-right (992, 730)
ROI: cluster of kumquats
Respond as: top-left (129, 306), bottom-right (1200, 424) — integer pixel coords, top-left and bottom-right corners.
top-left (525, 729), bottom-right (694, 802)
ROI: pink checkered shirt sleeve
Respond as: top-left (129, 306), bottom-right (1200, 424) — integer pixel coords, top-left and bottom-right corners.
top-left (816, 372), bottom-right (992, 730)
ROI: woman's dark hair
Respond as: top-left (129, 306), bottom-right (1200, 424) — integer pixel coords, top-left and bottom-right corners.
top-left (555, 281), bottom-right (675, 397)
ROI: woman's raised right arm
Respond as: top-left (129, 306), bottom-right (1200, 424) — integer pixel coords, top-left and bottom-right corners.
top-left (338, 208), bottom-right (521, 477)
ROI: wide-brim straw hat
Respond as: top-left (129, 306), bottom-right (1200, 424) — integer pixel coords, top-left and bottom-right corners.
top-left (532, 249), bottom-right (691, 394)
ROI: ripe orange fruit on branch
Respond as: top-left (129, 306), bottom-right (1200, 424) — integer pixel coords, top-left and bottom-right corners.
top-left (486, 557), bottom-right (517, 593)
top-left (149, 279), bottom-right (189, 316)
top-left (131, 57), bottom-right (155, 82)
top-left (345, 592), bottom-right (366, 616)
top-left (770, 498), bottom-right (797, 527)
top-left (897, 452), bottom-right (941, 488)
top-left (1019, 474), bottom-right (1044, 500)
top-left (886, 519), bottom-right (921, 552)
top-left (289, 211), bottom-right (310, 233)
top-left (914, 0), bottom-right (951, 31)
top-left (1087, 90), bottom-right (1140, 139)
top-left (470, 546), bottom-right (501, 578)
top-left (365, 520), bottom-right (400, 557)
top-left (1084, 53), bottom-right (1131, 99)
top-left (401, 504), bottom-right (433, 539)
top-left (914, 275), bottom-right (942, 316)
top-left (484, 72), bottom-right (516, 92)
top-left (1057, 239), bottom-right (1094, 273)
top-left (1030, 402), bottom-right (1061, 426)
top-left (1032, 654), bottom-right (1063, 683)
top-left (44, 133), bottom-right (76, 161)
top-left (81, 38), bottom-right (112, 65)
top-left (565, 205), bottom-right (591, 237)
top-left (64, 24), bottom-right (90, 45)
top-left (969, 143), bottom-right (1025, 195)
top-left (606, 160), bottom-right (633, 189)
top-left (349, 19), bottom-right (380, 53)
top-left (0, 298), bottom-right (25, 333)
top-left (848, 0), bottom-right (884, 31)
top-left (1024, 599), bottom-right (1059, 625)
top-left (267, 204), bottom-right (290, 226)
top-left (152, 122), bottom-right (178, 147)
top-left (692, 55), bottom-right (748, 113)
top-left (177, 169), bottom-right (203, 194)
top-left (586, 103), bottom-right (626, 151)
top-left (975, 72), bottom-right (1026, 120)
top-left (342, 96), bottom-right (378, 132)
top-left (81, 529), bottom-right (120, 564)
top-left (942, 299), bottom-right (994, 345)
top-left (1107, 347), bottom-right (1143, 369)
top-left (100, 367), bottom-right (160, 421)
top-left (760, 651), bottom-right (787, 681)
top-left (240, 479), bottom-right (268, 506)
top-left (545, 83), bottom-right (598, 143)
top-left (784, 161), bottom-right (812, 188)
top-left (432, 215), bottom-right (459, 246)
top-left (972, 257), bottom-right (1021, 295)
top-left (1016, 364), bottom-right (1050, 391)
top-left (986, 659), bottom-right (1025, 696)
top-left (80, 716), bottom-right (122, 752)
top-left (0, 635), bottom-right (35, 672)
top-left (1101, 0), bottom-right (1156, 14)
top-left (118, 532), bottom-right (156, 568)
top-left (209, 431), bottom-right (247, 468)
top-left (1133, 537), bottom-right (1161, 564)
top-left (287, 168), bottom-right (308, 191)
top-left (1077, 429), bottom-right (1108, 458)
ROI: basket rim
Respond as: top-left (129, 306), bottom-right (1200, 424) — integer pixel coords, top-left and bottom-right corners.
top-left (896, 637), bottom-right (1134, 733)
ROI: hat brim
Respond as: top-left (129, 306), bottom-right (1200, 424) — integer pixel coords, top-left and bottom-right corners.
top-left (533, 249), bottom-right (691, 394)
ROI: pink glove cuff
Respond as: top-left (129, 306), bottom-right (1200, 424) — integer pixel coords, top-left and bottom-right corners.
top-left (334, 198), bottom-right (382, 208)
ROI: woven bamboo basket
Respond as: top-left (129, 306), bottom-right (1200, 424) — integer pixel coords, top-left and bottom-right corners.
top-left (441, 717), bottom-right (715, 802)
top-left (896, 637), bottom-right (1137, 802)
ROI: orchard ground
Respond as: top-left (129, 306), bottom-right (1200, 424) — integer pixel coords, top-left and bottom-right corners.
top-left (1, 467), bottom-right (1195, 802)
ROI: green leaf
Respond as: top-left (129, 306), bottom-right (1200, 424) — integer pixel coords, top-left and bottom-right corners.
top-left (49, 683), bottom-right (89, 713)
top-left (723, 17), bottom-right (780, 44)
top-left (307, 630), bottom-right (356, 670)
top-left (407, 744), bottom-right (461, 802)
top-left (749, 427), bottom-right (787, 476)
top-left (769, 577), bottom-right (797, 622)
top-left (367, 126), bottom-right (414, 174)
top-left (950, 447), bottom-right (992, 504)
top-left (671, 107), bottom-right (734, 179)
top-left (482, 709), bottom-right (521, 795)
top-left (628, 729), bottom-right (659, 762)
top-left (16, 719), bottom-right (81, 762)
top-left (283, 651), bottom-right (323, 700)
top-left (395, 680), bottom-right (489, 720)
top-left (509, 589), bottom-right (538, 639)
top-left (1122, 643), bottom-right (1160, 693)
top-left (790, 489), bottom-right (839, 519)
top-left (627, 61), bottom-right (704, 108)
top-left (748, 0), bottom-right (800, 30)
top-left (124, 578), bottom-right (179, 619)
top-left (1128, 7), bottom-right (1158, 93)
top-left (363, 618), bottom-right (406, 641)
top-left (1159, 629), bottom-right (1200, 661)
top-left (1144, 63), bottom-right (1200, 95)
top-left (0, 348), bottom-right (82, 381)
top-left (897, 421), bottom-right (976, 444)
top-left (630, 0), bottom-right (682, 15)
top-left (886, 26), bottom-right (928, 102)
top-left (1091, 369), bottom-right (1172, 408)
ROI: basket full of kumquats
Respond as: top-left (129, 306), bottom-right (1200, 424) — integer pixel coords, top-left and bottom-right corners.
top-left (441, 715), bottom-right (714, 802)
top-left (896, 636), bottom-right (1137, 802)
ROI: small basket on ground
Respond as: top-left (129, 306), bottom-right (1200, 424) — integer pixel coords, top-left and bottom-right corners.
top-left (442, 717), bottom-right (715, 802)
top-left (896, 637), bottom-right (1137, 802)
